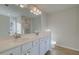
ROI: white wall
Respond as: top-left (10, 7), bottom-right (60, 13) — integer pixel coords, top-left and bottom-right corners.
top-left (47, 7), bottom-right (79, 51)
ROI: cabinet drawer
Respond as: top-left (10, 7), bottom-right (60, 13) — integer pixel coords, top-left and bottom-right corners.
top-left (22, 42), bottom-right (32, 50)
top-left (0, 46), bottom-right (21, 55)
top-left (22, 42), bottom-right (32, 55)
top-left (40, 38), bottom-right (46, 42)
top-left (33, 39), bottom-right (39, 46)
top-left (22, 48), bottom-right (32, 55)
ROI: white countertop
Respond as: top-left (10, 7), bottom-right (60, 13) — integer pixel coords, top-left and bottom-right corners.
top-left (0, 32), bottom-right (51, 53)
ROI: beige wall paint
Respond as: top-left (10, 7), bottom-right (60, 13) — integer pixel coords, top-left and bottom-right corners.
top-left (47, 7), bottom-right (79, 51)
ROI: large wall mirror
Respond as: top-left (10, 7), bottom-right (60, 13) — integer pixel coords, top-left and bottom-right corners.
top-left (0, 15), bottom-right (10, 37)
top-left (0, 4), bottom-right (42, 38)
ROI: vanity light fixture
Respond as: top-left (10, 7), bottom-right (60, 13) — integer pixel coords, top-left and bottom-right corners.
top-left (38, 10), bottom-right (41, 14)
top-left (16, 4), bottom-right (42, 15)
top-left (19, 4), bottom-right (25, 8)
top-left (30, 6), bottom-right (42, 15)
top-left (33, 7), bottom-right (37, 12)
top-left (16, 4), bottom-right (27, 8)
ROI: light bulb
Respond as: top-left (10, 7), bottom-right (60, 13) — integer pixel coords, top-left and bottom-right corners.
top-left (35, 12), bottom-right (39, 15)
top-left (39, 11), bottom-right (42, 14)
top-left (33, 12), bottom-right (36, 14)
top-left (37, 9), bottom-right (39, 13)
top-left (30, 10), bottom-right (33, 13)
top-left (20, 4), bottom-right (24, 8)
top-left (33, 7), bottom-right (37, 12)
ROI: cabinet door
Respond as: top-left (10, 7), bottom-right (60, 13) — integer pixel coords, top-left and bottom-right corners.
top-left (45, 36), bottom-right (50, 51)
top-left (22, 42), bottom-right (32, 55)
top-left (39, 38), bottom-right (46, 55)
top-left (45, 35), bottom-right (51, 52)
top-left (0, 46), bottom-right (21, 55)
top-left (48, 35), bottom-right (51, 49)
top-left (32, 39), bottom-right (40, 55)
top-left (39, 35), bottom-right (51, 55)
top-left (23, 48), bottom-right (32, 55)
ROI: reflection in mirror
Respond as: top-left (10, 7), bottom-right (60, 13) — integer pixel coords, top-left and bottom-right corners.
top-left (31, 15), bottom-right (41, 33)
top-left (0, 15), bottom-right (10, 38)
top-left (21, 16), bottom-right (32, 34)
top-left (0, 4), bottom-right (42, 38)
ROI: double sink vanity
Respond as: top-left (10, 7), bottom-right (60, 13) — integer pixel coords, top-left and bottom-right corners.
top-left (0, 5), bottom-right (51, 55)
top-left (0, 32), bottom-right (51, 55)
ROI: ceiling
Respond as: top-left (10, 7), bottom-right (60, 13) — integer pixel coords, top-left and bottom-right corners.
top-left (36, 4), bottom-right (78, 14)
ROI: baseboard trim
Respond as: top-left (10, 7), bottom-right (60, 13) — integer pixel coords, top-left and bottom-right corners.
top-left (55, 44), bottom-right (79, 53)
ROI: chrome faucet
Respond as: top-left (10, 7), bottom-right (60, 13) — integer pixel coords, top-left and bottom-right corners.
top-left (13, 33), bottom-right (21, 39)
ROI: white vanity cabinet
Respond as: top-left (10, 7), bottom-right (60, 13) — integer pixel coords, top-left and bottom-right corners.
top-left (21, 42), bottom-right (32, 55)
top-left (45, 36), bottom-right (51, 52)
top-left (39, 37), bottom-right (46, 55)
top-left (0, 46), bottom-right (21, 55)
top-left (32, 39), bottom-right (40, 55)
top-left (39, 35), bottom-right (51, 55)
top-left (0, 32), bottom-right (51, 55)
